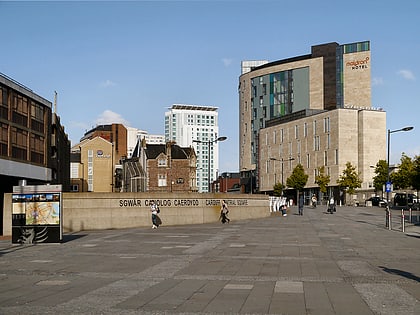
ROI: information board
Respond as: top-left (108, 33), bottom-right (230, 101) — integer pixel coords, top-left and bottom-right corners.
top-left (12, 184), bottom-right (62, 244)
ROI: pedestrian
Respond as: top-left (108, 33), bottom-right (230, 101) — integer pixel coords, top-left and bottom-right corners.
top-left (298, 193), bottom-right (304, 216)
top-left (311, 194), bottom-right (317, 208)
top-left (150, 201), bottom-right (160, 229)
top-left (220, 200), bottom-right (230, 224)
top-left (327, 196), bottom-right (336, 214)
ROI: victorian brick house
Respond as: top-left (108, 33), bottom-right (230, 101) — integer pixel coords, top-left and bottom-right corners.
top-left (145, 142), bottom-right (197, 192)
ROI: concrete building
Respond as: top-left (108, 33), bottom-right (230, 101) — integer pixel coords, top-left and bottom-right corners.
top-left (0, 73), bottom-right (70, 234)
top-left (239, 41), bottom-right (386, 202)
top-left (165, 104), bottom-right (222, 193)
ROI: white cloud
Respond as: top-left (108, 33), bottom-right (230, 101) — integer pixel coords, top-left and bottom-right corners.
top-left (222, 58), bottom-right (233, 67)
top-left (94, 110), bottom-right (130, 126)
top-left (100, 79), bottom-right (117, 87)
top-left (372, 77), bottom-right (384, 86)
top-left (397, 69), bottom-right (415, 80)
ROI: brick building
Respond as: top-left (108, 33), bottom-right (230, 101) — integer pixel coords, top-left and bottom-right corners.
top-left (145, 142), bottom-right (197, 192)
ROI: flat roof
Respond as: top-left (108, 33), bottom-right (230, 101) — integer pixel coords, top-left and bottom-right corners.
top-left (171, 104), bottom-right (218, 111)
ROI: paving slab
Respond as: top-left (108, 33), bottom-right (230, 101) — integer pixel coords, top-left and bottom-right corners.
top-left (0, 205), bottom-right (419, 314)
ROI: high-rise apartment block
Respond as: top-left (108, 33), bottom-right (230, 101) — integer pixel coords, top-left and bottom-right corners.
top-left (165, 104), bottom-right (220, 193)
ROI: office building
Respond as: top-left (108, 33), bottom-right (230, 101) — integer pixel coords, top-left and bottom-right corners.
top-left (239, 41), bottom-right (386, 201)
top-left (165, 104), bottom-right (221, 193)
top-left (0, 73), bottom-right (70, 234)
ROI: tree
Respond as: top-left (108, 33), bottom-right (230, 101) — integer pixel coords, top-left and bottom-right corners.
top-left (337, 162), bottom-right (362, 195)
top-left (273, 183), bottom-right (284, 197)
top-left (286, 164), bottom-right (308, 202)
top-left (391, 153), bottom-right (414, 189)
top-left (412, 155), bottom-right (420, 198)
top-left (315, 166), bottom-right (330, 194)
top-left (372, 159), bottom-right (388, 194)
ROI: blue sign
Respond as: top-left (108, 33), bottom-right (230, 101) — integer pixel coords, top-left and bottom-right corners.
top-left (385, 181), bottom-right (392, 193)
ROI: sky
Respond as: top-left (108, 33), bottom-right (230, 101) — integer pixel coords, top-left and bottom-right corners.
top-left (1, 0), bottom-right (419, 172)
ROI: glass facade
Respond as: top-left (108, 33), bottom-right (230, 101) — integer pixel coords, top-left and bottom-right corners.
top-left (250, 68), bottom-right (309, 164)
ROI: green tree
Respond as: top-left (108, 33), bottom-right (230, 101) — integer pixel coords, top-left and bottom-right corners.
top-left (315, 166), bottom-right (330, 194)
top-left (337, 162), bottom-right (362, 195)
top-left (412, 155), bottom-right (420, 197)
top-left (391, 153), bottom-right (413, 189)
top-left (372, 159), bottom-right (388, 194)
top-left (273, 183), bottom-right (284, 197)
top-left (286, 164), bottom-right (308, 202)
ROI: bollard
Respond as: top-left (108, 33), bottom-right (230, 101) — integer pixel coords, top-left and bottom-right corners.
top-left (385, 207), bottom-right (392, 230)
top-left (409, 208), bottom-right (412, 223)
top-left (401, 209), bottom-right (405, 233)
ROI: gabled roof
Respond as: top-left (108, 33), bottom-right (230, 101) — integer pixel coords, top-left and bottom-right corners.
top-left (145, 144), bottom-right (195, 160)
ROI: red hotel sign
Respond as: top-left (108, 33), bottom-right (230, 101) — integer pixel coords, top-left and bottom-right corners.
top-left (346, 57), bottom-right (369, 70)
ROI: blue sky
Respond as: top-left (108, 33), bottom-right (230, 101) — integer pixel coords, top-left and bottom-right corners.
top-left (1, 0), bottom-right (419, 172)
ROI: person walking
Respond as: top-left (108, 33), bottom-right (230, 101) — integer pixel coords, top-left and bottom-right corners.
top-left (298, 193), bottom-right (304, 216)
top-left (328, 196), bottom-right (336, 214)
top-left (150, 201), bottom-right (159, 229)
top-left (220, 200), bottom-right (230, 224)
top-left (311, 194), bottom-right (317, 208)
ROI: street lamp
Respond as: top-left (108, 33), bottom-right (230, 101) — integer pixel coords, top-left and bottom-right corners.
top-left (193, 136), bottom-right (227, 193)
top-left (386, 126), bottom-right (413, 230)
top-left (270, 157), bottom-right (295, 195)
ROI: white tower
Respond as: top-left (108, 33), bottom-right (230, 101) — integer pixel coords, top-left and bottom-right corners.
top-left (165, 104), bottom-right (220, 193)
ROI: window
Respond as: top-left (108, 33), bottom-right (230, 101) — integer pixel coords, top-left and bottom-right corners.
top-left (158, 174), bottom-right (167, 187)
top-left (324, 151), bottom-right (328, 166)
top-left (295, 125), bottom-right (299, 139)
top-left (335, 149), bottom-right (339, 165)
top-left (324, 117), bottom-right (330, 132)
top-left (303, 123), bottom-right (307, 137)
top-left (158, 158), bottom-right (167, 167)
top-left (306, 153), bottom-right (310, 168)
top-left (314, 136), bottom-right (320, 151)
top-left (313, 120), bottom-right (317, 135)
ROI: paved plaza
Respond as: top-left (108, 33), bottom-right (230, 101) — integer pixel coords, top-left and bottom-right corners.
top-left (0, 205), bottom-right (419, 315)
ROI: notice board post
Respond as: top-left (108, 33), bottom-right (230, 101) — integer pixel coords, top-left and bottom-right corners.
top-left (12, 184), bottom-right (62, 244)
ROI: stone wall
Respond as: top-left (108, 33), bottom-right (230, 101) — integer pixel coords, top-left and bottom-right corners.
top-left (3, 192), bottom-right (270, 235)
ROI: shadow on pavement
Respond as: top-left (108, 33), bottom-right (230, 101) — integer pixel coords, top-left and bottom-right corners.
top-left (379, 266), bottom-right (420, 282)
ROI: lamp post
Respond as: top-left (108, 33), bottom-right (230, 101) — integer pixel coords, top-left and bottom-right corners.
top-left (270, 157), bottom-right (295, 195)
top-left (193, 136), bottom-right (227, 193)
top-left (386, 126), bottom-right (414, 230)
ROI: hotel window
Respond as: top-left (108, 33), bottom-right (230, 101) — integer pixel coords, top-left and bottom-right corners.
top-left (323, 117), bottom-right (330, 132)
top-left (303, 123), bottom-right (307, 137)
top-left (259, 96), bottom-right (263, 107)
top-left (289, 142), bottom-right (292, 156)
top-left (335, 149), bottom-right (339, 164)
top-left (295, 125), bottom-right (299, 139)
top-left (314, 136), bottom-right (320, 151)
top-left (326, 134), bottom-right (330, 149)
top-left (273, 130), bottom-right (276, 144)
top-left (306, 154), bottom-right (310, 168)
top-left (263, 83), bottom-right (267, 95)
top-left (313, 120), bottom-right (317, 135)
top-left (324, 151), bottom-right (328, 166)
top-left (297, 140), bottom-right (301, 155)
top-left (88, 150), bottom-right (93, 191)
top-left (280, 129), bottom-right (284, 143)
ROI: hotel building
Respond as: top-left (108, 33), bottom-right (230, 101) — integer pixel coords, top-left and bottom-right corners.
top-left (239, 41), bottom-right (386, 202)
